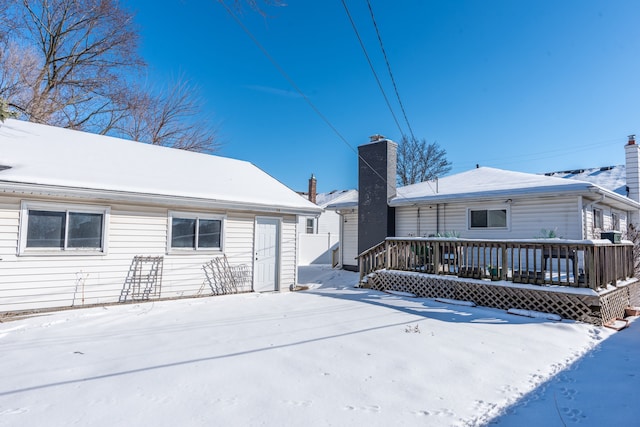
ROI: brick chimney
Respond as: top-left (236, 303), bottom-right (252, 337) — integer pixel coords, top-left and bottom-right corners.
top-left (308, 174), bottom-right (317, 204)
top-left (358, 135), bottom-right (397, 254)
top-left (625, 134), bottom-right (640, 226)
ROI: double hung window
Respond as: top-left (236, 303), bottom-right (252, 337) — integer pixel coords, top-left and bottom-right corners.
top-left (593, 208), bottom-right (603, 230)
top-left (305, 218), bottom-right (315, 234)
top-left (611, 212), bottom-right (620, 231)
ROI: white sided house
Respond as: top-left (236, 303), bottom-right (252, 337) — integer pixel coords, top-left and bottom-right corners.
top-left (330, 135), bottom-right (640, 271)
top-left (325, 191), bottom-right (359, 271)
top-left (391, 166), bottom-right (638, 240)
top-left (296, 174), bottom-right (357, 265)
top-left (0, 119), bottom-right (321, 313)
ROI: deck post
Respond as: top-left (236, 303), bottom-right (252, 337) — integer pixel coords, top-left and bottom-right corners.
top-left (500, 243), bottom-right (508, 281)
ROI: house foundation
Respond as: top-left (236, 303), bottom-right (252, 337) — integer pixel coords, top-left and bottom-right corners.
top-left (365, 270), bottom-right (640, 325)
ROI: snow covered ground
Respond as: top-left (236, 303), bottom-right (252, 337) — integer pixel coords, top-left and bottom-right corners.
top-left (0, 265), bottom-right (637, 426)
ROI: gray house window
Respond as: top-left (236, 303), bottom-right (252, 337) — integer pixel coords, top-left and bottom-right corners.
top-left (20, 202), bottom-right (108, 253)
top-left (469, 209), bottom-right (507, 229)
top-left (612, 212), bottom-right (620, 231)
top-left (593, 208), bottom-right (603, 230)
top-left (168, 212), bottom-right (224, 251)
top-left (306, 218), bottom-right (315, 234)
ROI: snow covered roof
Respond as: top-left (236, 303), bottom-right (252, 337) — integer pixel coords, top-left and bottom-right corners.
top-left (390, 167), bottom-right (640, 209)
top-left (325, 189), bottom-right (359, 210)
top-left (544, 165), bottom-right (627, 196)
top-left (322, 166), bottom-right (639, 212)
top-left (0, 119), bottom-right (321, 215)
top-left (315, 189), bottom-right (357, 208)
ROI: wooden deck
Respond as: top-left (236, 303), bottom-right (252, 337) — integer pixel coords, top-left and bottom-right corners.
top-left (357, 237), bottom-right (639, 324)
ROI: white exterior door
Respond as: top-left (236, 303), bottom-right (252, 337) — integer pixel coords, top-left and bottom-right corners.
top-left (254, 217), bottom-right (280, 292)
top-left (341, 211), bottom-right (359, 268)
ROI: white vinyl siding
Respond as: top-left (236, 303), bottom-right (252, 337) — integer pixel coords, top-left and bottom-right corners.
top-left (395, 196), bottom-right (584, 240)
top-left (508, 198), bottom-right (582, 239)
top-left (161, 212), bottom-right (254, 297)
top-left (584, 205), bottom-right (627, 239)
top-left (297, 210), bottom-right (341, 266)
top-left (224, 212), bottom-right (257, 266)
top-left (395, 206), bottom-right (420, 237)
top-left (0, 197), bottom-right (20, 261)
top-left (583, 207), bottom-right (593, 239)
top-left (0, 194), bottom-right (301, 312)
top-left (297, 211), bottom-right (341, 236)
top-left (317, 210), bottom-right (341, 235)
top-left (280, 215), bottom-right (297, 289)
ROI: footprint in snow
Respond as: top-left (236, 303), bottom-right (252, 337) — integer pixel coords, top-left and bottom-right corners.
top-left (344, 404), bottom-right (381, 413)
top-left (559, 387), bottom-right (578, 400)
top-left (588, 328), bottom-right (603, 341)
top-left (562, 407), bottom-right (586, 422)
top-left (0, 408), bottom-right (28, 415)
top-left (282, 399), bottom-right (312, 407)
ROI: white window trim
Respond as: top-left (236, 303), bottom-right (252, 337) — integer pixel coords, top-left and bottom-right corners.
top-left (613, 211), bottom-right (622, 231)
top-left (167, 211), bottom-right (226, 254)
top-left (467, 206), bottom-right (510, 231)
top-left (593, 208), bottom-right (604, 230)
top-left (19, 200), bottom-right (110, 256)
top-left (305, 217), bottom-right (315, 234)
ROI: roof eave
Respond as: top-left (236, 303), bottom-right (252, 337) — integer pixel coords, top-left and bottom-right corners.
top-left (390, 184), bottom-right (640, 208)
top-left (589, 186), bottom-right (640, 210)
top-left (326, 201), bottom-right (359, 210)
top-left (0, 181), bottom-right (323, 216)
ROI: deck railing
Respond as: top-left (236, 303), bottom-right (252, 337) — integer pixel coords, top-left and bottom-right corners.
top-left (358, 237), bottom-right (635, 291)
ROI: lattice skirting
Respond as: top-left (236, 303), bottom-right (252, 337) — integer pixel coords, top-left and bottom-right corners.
top-left (367, 270), bottom-right (640, 325)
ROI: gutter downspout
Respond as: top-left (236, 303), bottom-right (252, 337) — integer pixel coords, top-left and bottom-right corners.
top-left (338, 211), bottom-right (345, 268)
top-left (578, 196), bottom-right (585, 239)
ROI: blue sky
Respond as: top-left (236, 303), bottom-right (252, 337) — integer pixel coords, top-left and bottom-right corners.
top-left (127, 0), bottom-right (640, 194)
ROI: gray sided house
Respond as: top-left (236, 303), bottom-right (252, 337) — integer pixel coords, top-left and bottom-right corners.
top-left (329, 135), bottom-right (640, 270)
top-left (0, 119), bottom-right (321, 313)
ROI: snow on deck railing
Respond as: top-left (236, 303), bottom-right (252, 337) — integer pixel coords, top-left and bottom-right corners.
top-left (358, 237), bottom-right (634, 290)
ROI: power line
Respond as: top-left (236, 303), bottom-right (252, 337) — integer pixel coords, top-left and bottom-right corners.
top-left (341, 1), bottom-right (436, 194)
top-left (456, 136), bottom-right (627, 171)
top-left (218, 3), bottom-right (346, 150)
top-left (340, 0), bottom-right (404, 137)
top-left (218, 1), bottom-right (405, 197)
top-left (366, 0), bottom-right (416, 141)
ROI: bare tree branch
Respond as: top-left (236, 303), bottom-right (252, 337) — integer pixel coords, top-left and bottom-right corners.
top-left (0, 0), bottom-right (274, 152)
top-left (1, 0), bottom-right (143, 131)
top-left (397, 135), bottom-right (452, 186)
top-left (223, 0), bottom-right (286, 17)
top-left (625, 224), bottom-right (640, 278)
top-left (115, 78), bottom-right (220, 153)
